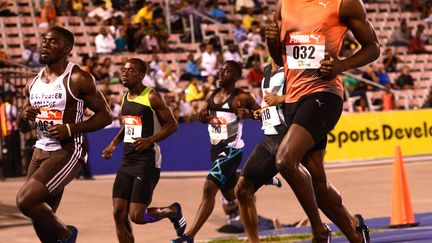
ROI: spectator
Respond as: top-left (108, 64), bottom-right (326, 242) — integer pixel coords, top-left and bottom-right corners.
top-left (115, 26), bottom-right (127, 52)
top-left (356, 98), bottom-right (370, 112)
top-left (95, 27), bottom-right (116, 54)
top-left (362, 64), bottom-right (379, 90)
top-left (382, 83), bottom-right (395, 111)
top-left (247, 60), bottom-right (263, 87)
top-left (155, 61), bottom-right (178, 92)
top-left (395, 65), bottom-right (415, 89)
top-left (376, 65), bottom-right (391, 86)
top-left (233, 19), bottom-right (248, 43)
top-left (184, 53), bottom-right (201, 79)
top-left (178, 92), bottom-right (193, 123)
top-left (185, 77), bottom-right (205, 102)
top-left (200, 43), bottom-right (219, 81)
top-left (149, 53), bottom-right (160, 76)
top-left (421, 89), bottom-right (432, 108)
top-left (223, 43), bottom-right (242, 62)
top-left (209, 2), bottom-right (227, 23)
top-left (39, 0), bottom-right (56, 30)
top-left (81, 55), bottom-right (94, 73)
top-left (22, 43), bottom-right (42, 67)
top-left (69, 0), bottom-right (85, 17)
top-left (242, 8), bottom-right (256, 31)
top-left (408, 25), bottom-right (430, 54)
top-left (246, 22), bottom-right (263, 55)
top-left (0, 1), bottom-right (16, 16)
top-left (383, 48), bottom-right (400, 73)
top-left (104, 95), bottom-right (121, 128)
top-left (236, 0), bottom-right (256, 13)
top-left (389, 19), bottom-right (411, 46)
top-left (132, 1), bottom-right (153, 24)
top-left (87, 0), bottom-right (112, 22)
top-left (152, 17), bottom-right (170, 52)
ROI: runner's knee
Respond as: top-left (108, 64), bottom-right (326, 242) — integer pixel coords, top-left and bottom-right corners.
top-left (234, 180), bottom-right (254, 202)
top-left (275, 157), bottom-right (297, 174)
top-left (113, 205), bottom-right (128, 224)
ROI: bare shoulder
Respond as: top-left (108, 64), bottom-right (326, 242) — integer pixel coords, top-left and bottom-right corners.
top-left (69, 65), bottom-right (97, 96)
top-left (340, 0), bottom-right (366, 22)
top-left (148, 88), bottom-right (166, 109)
top-left (70, 65), bottom-right (95, 85)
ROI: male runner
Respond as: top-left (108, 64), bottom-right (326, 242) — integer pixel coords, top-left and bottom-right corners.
top-left (172, 60), bottom-right (260, 243)
top-left (266, 0), bottom-right (380, 242)
top-left (235, 60), bottom-right (286, 243)
top-left (16, 26), bottom-right (112, 243)
top-left (102, 58), bottom-right (185, 243)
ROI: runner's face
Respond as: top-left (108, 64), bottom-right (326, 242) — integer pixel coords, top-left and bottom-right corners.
top-left (219, 63), bottom-right (237, 88)
top-left (39, 31), bottom-right (68, 65)
top-left (121, 62), bottom-right (141, 88)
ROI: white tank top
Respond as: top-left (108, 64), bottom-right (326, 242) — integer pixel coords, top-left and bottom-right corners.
top-left (29, 62), bottom-right (78, 151)
top-left (260, 66), bottom-right (286, 135)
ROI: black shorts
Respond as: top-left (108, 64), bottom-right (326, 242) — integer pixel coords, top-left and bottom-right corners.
top-left (112, 164), bottom-right (160, 205)
top-left (284, 92), bottom-right (343, 150)
top-left (207, 145), bottom-right (243, 192)
top-left (241, 134), bottom-right (285, 190)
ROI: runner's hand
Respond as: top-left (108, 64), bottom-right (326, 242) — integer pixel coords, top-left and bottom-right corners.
top-left (198, 109), bottom-right (210, 123)
top-left (266, 11), bottom-right (279, 44)
top-left (253, 109), bottom-right (262, 120)
top-left (47, 124), bottom-right (69, 140)
top-left (132, 137), bottom-right (153, 151)
top-left (319, 52), bottom-right (344, 80)
top-left (263, 91), bottom-right (281, 106)
top-left (102, 144), bottom-right (116, 159)
top-left (22, 106), bottom-right (40, 122)
top-left (237, 101), bottom-right (252, 119)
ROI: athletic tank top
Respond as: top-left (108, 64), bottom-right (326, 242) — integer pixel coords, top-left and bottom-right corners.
top-left (207, 88), bottom-right (244, 149)
top-left (280, 0), bottom-right (347, 103)
top-left (29, 62), bottom-right (85, 151)
top-left (260, 65), bottom-right (286, 135)
top-left (120, 87), bottom-right (162, 168)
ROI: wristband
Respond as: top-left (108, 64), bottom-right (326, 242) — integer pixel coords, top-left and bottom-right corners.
top-left (66, 124), bottom-right (72, 137)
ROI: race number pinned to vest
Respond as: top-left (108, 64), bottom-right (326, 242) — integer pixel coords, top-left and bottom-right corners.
top-left (208, 116), bottom-right (228, 140)
top-left (122, 115), bottom-right (142, 143)
top-left (35, 108), bottom-right (63, 138)
top-left (261, 106), bottom-right (281, 129)
top-left (285, 32), bottom-right (325, 69)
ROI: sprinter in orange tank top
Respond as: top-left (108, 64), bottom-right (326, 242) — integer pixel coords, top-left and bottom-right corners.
top-left (266, 0), bottom-right (380, 242)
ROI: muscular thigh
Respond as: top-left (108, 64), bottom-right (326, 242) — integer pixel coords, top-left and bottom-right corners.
top-left (207, 146), bottom-right (243, 192)
top-left (30, 148), bottom-right (84, 195)
top-left (113, 165), bottom-right (160, 205)
top-left (286, 92), bottom-right (343, 151)
top-left (241, 135), bottom-right (282, 190)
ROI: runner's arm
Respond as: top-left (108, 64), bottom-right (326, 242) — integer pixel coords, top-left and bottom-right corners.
top-left (17, 82), bottom-right (39, 133)
top-left (69, 68), bottom-right (113, 134)
top-left (266, 0), bottom-right (283, 66)
top-left (147, 90), bottom-right (178, 143)
top-left (339, 0), bottom-right (380, 71)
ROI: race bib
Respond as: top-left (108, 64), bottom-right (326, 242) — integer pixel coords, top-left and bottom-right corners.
top-left (122, 115), bottom-right (142, 143)
top-left (285, 32), bottom-right (325, 69)
top-left (261, 106), bottom-right (281, 129)
top-left (208, 116), bottom-right (228, 140)
top-left (35, 108), bottom-right (63, 139)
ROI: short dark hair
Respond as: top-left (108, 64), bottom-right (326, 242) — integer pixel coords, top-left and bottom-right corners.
top-left (127, 58), bottom-right (147, 74)
top-left (49, 26), bottom-right (74, 47)
top-left (224, 60), bottom-right (242, 79)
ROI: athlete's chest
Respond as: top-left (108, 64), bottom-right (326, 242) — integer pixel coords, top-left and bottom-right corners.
top-left (281, 0), bottom-right (340, 31)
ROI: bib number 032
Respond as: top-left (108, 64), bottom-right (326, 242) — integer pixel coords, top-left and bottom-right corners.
top-left (292, 46), bottom-right (315, 59)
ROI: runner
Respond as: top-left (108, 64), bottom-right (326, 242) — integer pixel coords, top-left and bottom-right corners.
top-left (102, 58), bottom-right (185, 242)
top-left (16, 26), bottom-right (112, 243)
